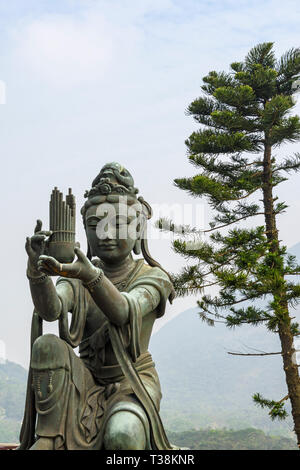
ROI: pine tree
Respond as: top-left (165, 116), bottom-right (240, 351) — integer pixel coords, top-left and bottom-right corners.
top-left (161, 43), bottom-right (300, 444)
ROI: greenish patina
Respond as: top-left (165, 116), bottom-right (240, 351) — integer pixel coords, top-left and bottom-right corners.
top-left (19, 163), bottom-right (176, 450)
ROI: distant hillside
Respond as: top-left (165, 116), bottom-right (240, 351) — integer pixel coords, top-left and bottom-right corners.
top-left (0, 361), bottom-right (27, 421)
top-left (150, 308), bottom-right (295, 437)
top-left (149, 243), bottom-right (300, 439)
top-left (0, 360), bottom-right (27, 442)
top-left (168, 428), bottom-right (297, 450)
top-left (289, 242), bottom-right (300, 259)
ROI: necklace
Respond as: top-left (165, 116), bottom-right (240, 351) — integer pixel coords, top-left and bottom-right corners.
top-left (111, 260), bottom-right (144, 291)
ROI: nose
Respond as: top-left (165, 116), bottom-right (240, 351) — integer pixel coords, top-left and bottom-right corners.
top-left (101, 234), bottom-right (114, 242)
top-left (96, 220), bottom-right (116, 240)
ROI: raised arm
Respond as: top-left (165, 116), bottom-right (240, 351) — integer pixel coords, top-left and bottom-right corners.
top-left (26, 220), bottom-right (73, 321)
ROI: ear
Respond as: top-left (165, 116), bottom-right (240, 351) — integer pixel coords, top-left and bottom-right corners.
top-left (133, 239), bottom-right (141, 255)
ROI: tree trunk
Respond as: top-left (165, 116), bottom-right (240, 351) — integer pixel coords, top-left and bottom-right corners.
top-left (278, 322), bottom-right (300, 445)
top-left (263, 140), bottom-right (300, 446)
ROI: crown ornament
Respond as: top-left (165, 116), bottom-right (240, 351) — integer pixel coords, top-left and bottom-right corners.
top-left (84, 162), bottom-right (139, 199)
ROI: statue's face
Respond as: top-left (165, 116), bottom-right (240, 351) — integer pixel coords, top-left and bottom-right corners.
top-left (85, 201), bottom-right (143, 264)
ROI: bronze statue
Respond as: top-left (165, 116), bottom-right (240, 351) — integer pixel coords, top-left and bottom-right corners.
top-left (19, 162), bottom-right (176, 450)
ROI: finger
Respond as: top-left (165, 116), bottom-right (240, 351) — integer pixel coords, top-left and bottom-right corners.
top-left (37, 231), bottom-right (53, 237)
top-left (39, 255), bottom-right (80, 277)
top-left (31, 234), bottom-right (48, 243)
top-left (38, 256), bottom-right (61, 273)
top-left (37, 265), bottom-right (53, 275)
top-left (39, 255), bottom-right (57, 262)
top-left (34, 220), bottom-right (42, 234)
top-left (60, 262), bottom-right (81, 278)
top-left (74, 246), bottom-right (88, 263)
top-left (25, 237), bottom-right (35, 257)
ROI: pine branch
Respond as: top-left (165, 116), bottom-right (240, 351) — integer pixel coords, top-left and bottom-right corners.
top-left (203, 211), bottom-right (264, 233)
top-left (270, 116), bottom-right (300, 146)
top-left (201, 70), bottom-right (238, 95)
top-left (245, 42), bottom-right (275, 69)
top-left (228, 351), bottom-right (282, 356)
top-left (273, 153), bottom-right (300, 174)
top-left (276, 47), bottom-right (300, 95)
top-left (197, 303), bottom-right (270, 327)
top-left (253, 393), bottom-right (289, 420)
top-left (185, 128), bottom-right (261, 155)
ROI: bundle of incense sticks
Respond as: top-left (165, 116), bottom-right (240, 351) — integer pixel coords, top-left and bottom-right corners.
top-left (49, 187), bottom-right (76, 242)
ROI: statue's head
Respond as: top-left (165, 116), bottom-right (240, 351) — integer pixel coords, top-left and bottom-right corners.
top-left (81, 162), bottom-right (174, 300)
top-left (81, 162), bottom-right (151, 265)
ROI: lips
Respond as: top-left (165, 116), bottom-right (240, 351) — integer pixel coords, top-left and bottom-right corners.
top-left (98, 243), bottom-right (118, 250)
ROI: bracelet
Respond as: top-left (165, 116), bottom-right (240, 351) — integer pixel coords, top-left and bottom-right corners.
top-left (27, 273), bottom-right (49, 285)
top-left (82, 269), bottom-right (104, 292)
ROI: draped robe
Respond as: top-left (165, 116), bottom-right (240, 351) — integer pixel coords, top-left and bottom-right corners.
top-left (19, 259), bottom-right (174, 450)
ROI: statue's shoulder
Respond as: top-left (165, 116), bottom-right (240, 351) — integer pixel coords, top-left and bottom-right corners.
top-left (133, 259), bottom-right (169, 280)
top-left (129, 260), bottom-right (174, 316)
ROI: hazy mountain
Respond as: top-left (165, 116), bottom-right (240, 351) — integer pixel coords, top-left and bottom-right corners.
top-left (289, 242), bottom-right (300, 259)
top-left (0, 360), bottom-right (27, 421)
top-left (149, 243), bottom-right (300, 438)
top-left (167, 428), bottom-right (297, 450)
top-left (0, 360), bottom-right (27, 442)
top-left (150, 308), bottom-right (294, 437)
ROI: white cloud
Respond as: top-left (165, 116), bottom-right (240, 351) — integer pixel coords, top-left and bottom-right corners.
top-left (11, 10), bottom-right (141, 87)
top-left (9, 0), bottom-right (300, 91)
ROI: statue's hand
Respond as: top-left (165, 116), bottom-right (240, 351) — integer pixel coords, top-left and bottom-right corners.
top-left (25, 220), bottom-right (53, 277)
top-left (37, 247), bottom-right (99, 282)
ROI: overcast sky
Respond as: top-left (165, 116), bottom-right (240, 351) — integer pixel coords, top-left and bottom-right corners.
top-left (0, 0), bottom-right (299, 367)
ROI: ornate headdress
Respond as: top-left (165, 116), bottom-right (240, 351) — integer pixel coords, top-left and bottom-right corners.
top-left (84, 162), bottom-right (139, 200)
top-left (81, 162), bottom-right (152, 226)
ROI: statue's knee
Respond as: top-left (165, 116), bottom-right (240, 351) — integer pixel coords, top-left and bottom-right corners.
top-left (104, 411), bottom-right (147, 450)
top-left (31, 335), bottom-right (68, 401)
top-left (31, 334), bottom-right (68, 370)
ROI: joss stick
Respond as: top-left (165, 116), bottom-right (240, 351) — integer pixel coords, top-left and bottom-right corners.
top-left (50, 187), bottom-right (76, 243)
top-left (54, 188), bottom-right (58, 241)
top-left (57, 188), bottom-right (60, 239)
top-left (51, 190), bottom-right (54, 232)
top-left (62, 200), bottom-right (65, 242)
top-left (66, 188), bottom-right (75, 242)
top-left (68, 206), bottom-right (71, 242)
top-left (59, 191), bottom-right (63, 242)
top-left (52, 189), bottom-right (55, 235)
top-left (66, 203), bottom-right (69, 242)
top-left (65, 205), bottom-right (68, 242)
top-left (66, 204), bottom-right (69, 242)
top-left (57, 189), bottom-right (61, 241)
top-left (49, 192), bottom-right (52, 232)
